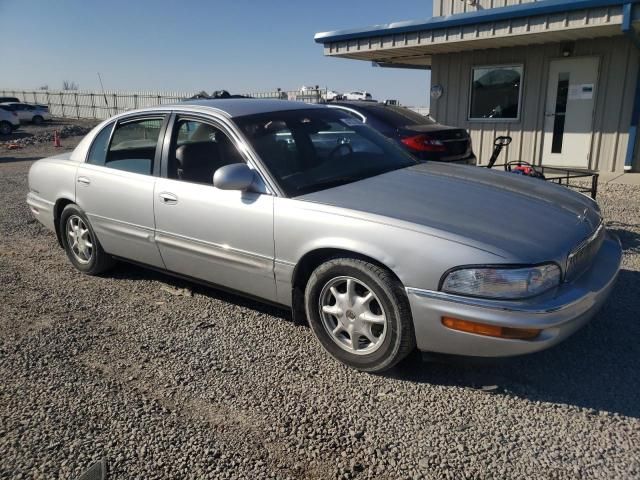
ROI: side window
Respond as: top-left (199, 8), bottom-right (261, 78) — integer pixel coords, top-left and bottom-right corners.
top-left (105, 118), bottom-right (164, 175)
top-left (241, 120), bottom-right (299, 179)
top-left (87, 122), bottom-right (114, 166)
top-left (168, 118), bottom-right (245, 185)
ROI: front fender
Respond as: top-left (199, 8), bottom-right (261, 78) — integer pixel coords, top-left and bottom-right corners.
top-left (274, 198), bottom-right (506, 305)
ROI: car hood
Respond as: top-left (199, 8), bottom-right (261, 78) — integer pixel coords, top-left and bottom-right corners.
top-left (299, 162), bottom-right (601, 263)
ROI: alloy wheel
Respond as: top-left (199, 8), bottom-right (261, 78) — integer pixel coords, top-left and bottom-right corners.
top-left (66, 215), bottom-right (94, 264)
top-left (318, 276), bottom-right (387, 355)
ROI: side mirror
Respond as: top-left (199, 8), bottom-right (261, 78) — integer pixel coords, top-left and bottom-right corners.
top-left (213, 163), bottom-right (258, 192)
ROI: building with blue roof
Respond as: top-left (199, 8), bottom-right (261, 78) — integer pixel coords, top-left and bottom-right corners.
top-left (315, 0), bottom-right (640, 173)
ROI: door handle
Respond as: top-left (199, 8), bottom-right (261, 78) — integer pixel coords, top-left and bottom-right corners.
top-left (159, 192), bottom-right (178, 205)
top-left (77, 176), bottom-right (91, 185)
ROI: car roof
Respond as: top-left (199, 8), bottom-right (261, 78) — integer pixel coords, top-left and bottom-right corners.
top-left (175, 98), bottom-right (324, 118)
top-left (333, 100), bottom-right (383, 109)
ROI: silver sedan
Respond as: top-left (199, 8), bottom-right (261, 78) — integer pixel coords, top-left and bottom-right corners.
top-left (26, 100), bottom-right (622, 372)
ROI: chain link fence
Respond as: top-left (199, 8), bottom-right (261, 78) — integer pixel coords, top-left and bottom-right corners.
top-left (0, 88), bottom-right (329, 120)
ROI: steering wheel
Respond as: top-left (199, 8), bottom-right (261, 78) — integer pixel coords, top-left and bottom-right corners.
top-left (329, 140), bottom-right (353, 160)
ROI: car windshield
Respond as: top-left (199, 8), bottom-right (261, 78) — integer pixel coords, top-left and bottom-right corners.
top-left (234, 108), bottom-right (418, 196)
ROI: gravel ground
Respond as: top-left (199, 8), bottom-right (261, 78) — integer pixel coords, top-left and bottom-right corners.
top-left (1, 139), bottom-right (639, 479)
top-left (0, 117), bottom-right (99, 148)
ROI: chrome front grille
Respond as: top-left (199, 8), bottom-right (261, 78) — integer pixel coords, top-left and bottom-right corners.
top-left (565, 223), bottom-right (605, 282)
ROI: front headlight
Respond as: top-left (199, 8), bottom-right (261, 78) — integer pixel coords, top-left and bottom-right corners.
top-left (441, 264), bottom-right (561, 300)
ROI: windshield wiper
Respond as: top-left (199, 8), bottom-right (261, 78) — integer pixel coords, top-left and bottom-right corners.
top-left (299, 176), bottom-right (363, 193)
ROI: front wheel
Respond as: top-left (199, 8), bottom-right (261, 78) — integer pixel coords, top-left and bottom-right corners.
top-left (305, 258), bottom-right (416, 372)
top-left (0, 121), bottom-right (12, 135)
top-left (32, 115), bottom-right (44, 125)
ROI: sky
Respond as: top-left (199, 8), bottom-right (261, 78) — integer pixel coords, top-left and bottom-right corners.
top-left (0, 0), bottom-right (433, 106)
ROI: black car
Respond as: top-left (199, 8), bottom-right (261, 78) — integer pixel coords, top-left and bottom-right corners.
top-left (0, 96), bottom-right (20, 104)
top-left (329, 101), bottom-right (476, 164)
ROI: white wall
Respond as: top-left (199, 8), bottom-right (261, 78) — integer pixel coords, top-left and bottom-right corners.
top-left (429, 36), bottom-right (640, 172)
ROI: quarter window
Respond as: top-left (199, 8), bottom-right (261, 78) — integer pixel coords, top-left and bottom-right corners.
top-left (87, 122), bottom-right (114, 166)
top-left (105, 118), bottom-right (164, 175)
top-left (469, 65), bottom-right (523, 121)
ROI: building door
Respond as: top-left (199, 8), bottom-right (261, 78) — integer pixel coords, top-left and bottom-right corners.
top-left (542, 57), bottom-right (599, 168)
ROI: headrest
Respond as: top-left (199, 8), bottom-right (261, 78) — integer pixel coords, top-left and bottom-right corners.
top-left (175, 142), bottom-right (218, 170)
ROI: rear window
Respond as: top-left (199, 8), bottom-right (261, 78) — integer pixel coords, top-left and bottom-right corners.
top-left (367, 105), bottom-right (435, 127)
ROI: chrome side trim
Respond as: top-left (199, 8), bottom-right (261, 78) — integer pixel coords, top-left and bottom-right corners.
top-left (405, 287), bottom-right (574, 315)
top-left (89, 214), bottom-right (154, 241)
top-left (155, 231), bottom-right (273, 271)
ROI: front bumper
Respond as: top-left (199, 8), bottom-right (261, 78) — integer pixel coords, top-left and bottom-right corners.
top-left (406, 232), bottom-right (622, 357)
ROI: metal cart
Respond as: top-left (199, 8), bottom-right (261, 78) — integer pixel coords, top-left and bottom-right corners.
top-left (486, 136), bottom-right (599, 200)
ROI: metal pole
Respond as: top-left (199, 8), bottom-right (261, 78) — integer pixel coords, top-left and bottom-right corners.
top-left (91, 93), bottom-right (96, 119)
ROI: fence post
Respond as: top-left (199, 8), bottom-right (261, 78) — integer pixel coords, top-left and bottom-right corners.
top-left (46, 91), bottom-right (50, 114)
top-left (113, 93), bottom-right (118, 114)
top-left (157, 95), bottom-right (161, 106)
top-left (90, 93), bottom-right (96, 119)
top-left (33, 91), bottom-right (37, 103)
top-left (134, 94), bottom-right (138, 109)
top-left (60, 92), bottom-right (65, 117)
top-left (75, 93), bottom-right (80, 118)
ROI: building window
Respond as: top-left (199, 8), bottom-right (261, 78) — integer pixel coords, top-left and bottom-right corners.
top-left (469, 65), bottom-right (523, 121)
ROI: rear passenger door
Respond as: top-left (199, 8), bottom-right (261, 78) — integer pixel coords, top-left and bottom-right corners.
top-left (153, 114), bottom-right (276, 301)
top-left (75, 114), bottom-right (168, 268)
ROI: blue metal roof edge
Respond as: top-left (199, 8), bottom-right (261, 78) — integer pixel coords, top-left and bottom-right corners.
top-left (314, 0), bottom-right (640, 44)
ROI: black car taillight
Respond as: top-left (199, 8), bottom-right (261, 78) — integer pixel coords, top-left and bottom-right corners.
top-left (400, 134), bottom-right (447, 152)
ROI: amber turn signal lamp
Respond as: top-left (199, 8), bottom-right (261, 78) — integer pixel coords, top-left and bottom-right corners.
top-left (441, 317), bottom-right (541, 340)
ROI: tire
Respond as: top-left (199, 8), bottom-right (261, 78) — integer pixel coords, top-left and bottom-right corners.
top-left (0, 121), bottom-right (11, 135)
top-left (59, 204), bottom-right (115, 275)
top-left (305, 258), bottom-right (416, 372)
top-left (32, 115), bottom-right (44, 125)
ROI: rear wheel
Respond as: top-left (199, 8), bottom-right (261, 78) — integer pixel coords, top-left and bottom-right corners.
top-left (60, 204), bottom-right (114, 275)
top-left (32, 115), bottom-right (44, 125)
top-left (305, 258), bottom-right (415, 372)
top-left (0, 121), bottom-right (12, 135)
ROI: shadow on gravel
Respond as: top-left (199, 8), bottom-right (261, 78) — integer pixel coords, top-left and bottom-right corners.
top-left (107, 261), bottom-right (640, 417)
top-left (391, 269), bottom-right (640, 418)
top-left (607, 222), bottom-right (640, 254)
top-left (0, 156), bottom-right (43, 164)
top-left (108, 261), bottom-right (293, 321)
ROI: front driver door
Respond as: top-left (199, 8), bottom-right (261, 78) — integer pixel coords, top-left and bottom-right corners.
top-left (153, 114), bottom-right (276, 301)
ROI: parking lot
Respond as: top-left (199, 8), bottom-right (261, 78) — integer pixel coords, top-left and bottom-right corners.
top-left (1, 131), bottom-right (639, 479)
